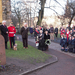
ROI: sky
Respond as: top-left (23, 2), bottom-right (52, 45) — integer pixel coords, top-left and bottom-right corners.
top-left (11, 0), bottom-right (67, 17)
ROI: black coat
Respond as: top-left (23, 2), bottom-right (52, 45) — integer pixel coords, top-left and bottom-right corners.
top-left (54, 28), bottom-right (58, 34)
top-left (44, 34), bottom-right (50, 40)
top-left (45, 29), bottom-right (50, 34)
top-left (41, 28), bottom-right (45, 33)
top-left (66, 27), bottom-right (72, 31)
top-left (72, 32), bottom-right (75, 36)
top-left (0, 25), bottom-right (8, 42)
top-left (21, 27), bottom-right (28, 39)
top-left (50, 27), bottom-right (54, 33)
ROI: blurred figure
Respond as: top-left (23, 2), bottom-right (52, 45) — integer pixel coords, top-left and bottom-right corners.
top-left (41, 26), bottom-right (45, 33)
top-left (21, 23), bottom-right (28, 49)
top-left (8, 22), bottom-right (16, 49)
top-left (66, 25), bottom-right (72, 31)
top-left (46, 26), bottom-right (50, 34)
top-left (54, 26), bottom-right (58, 38)
top-left (0, 20), bottom-right (8, 49)
top-left (50, 25), bottom-right (54, 41)
top-left (60, 27), bottom-right (65, 37)
top-left (66, 28), bottom-right (70, 41)
top-left (44, 30), bottom-right (50, 50)
top-left (29, 26), bottom-right (33, 37)
top-left (34, 27), bottom-right (40, 41)
top-left (38, 30), bottom-right (44, 50)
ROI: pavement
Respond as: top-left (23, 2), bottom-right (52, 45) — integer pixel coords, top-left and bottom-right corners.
top-left (16, 35), bottom-right (75, 75)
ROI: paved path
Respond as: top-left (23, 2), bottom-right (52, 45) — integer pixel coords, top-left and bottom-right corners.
top-left (16, 35), bottom-right (75, 75)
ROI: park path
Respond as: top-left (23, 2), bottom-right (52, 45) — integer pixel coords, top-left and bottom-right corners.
top-left (16, 35), bottom-right (75, 75)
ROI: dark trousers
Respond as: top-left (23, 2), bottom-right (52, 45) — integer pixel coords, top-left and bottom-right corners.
top-left (5, 41), bottom-right (7, 49)
top-left (22, 38), bottom-right (28, 47)
top-left (55, 33), bottom-right (58, 38)
top-left (9, 37), bottom-right (15, 48)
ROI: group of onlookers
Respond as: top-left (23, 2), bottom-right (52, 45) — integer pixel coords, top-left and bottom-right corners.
top-left (0, 20), bottom-right (16, 49)
top-left (29, 25), bottom-right (58, 41)
top-left (1, 20), bottom-right (75, 53)
top-left (60, 25), bottom-right (75, 53)
top-left (0, 20), bottom-right (28, 49)
top-left (29, 25), bottom-right (58, 51)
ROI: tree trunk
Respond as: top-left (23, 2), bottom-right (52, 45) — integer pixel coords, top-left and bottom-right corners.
top-left (37, 0), bottom-right (46, 26)
top-left (69, 14), bottom-right (75, 26)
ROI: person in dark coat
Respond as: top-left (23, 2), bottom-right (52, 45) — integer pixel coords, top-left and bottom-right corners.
top-left (68, 36), bottom-right (72, 52)
top-left (34, 27), bottom-right (39, 41)
top-left (38, 30), bottom-right (44, 50)
top-left (29, 26), bottom-right (33, 37)
top-left (72, 29), bottom-right (75, 36)
top-left (60, 34), bottom-right (67, 51)
top-left (54, 26), bottom-right (58, 38)
top-left (71, 36), bottom-right (75, 53)
top-left (21, 23), bottom-right (28, 49)
top-left (64, 35), bottom-right (68, 52)
top-left (0, 20), bottom-right (8, 49)
top-left (50, 25), bottom-right (54, 41)
top-left (44, 30), bottom-right (50, 50)
top-left (66, 25), bottom-right (72, 31)
top-left (45, 26), bottom-right (50, 34)
top-left (41, 26), bottom-right (45, 34)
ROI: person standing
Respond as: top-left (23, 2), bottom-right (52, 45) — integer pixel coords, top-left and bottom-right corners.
top-left (66, 28), bottom-right (70, 41)
top-left (41, 26), bottom-right (45, 34)
top-left (29, 26), bottom-right (33, 37)
top-left (44, 30), bottom-right (50, 50)
top-left (50, 25), bottom-right (54, 41)
top-left (8, 22), bottom-right (16, 49)
top-left (54, 26), bottom-right (58, 38)
top-left (0, 20), bottom-right (8, 49)
top-left (66, 25), bottom-right (72, 31)
top-left (34, 27), bottom-right (39, 41)
top-left (60, 27), bottom-right (65, 37)
top-left (21, 23), bottom-right (28, 49)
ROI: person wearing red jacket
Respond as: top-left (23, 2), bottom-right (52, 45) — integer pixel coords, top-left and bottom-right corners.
top-left (60, 28), bottom-right (65, 36)
top-left (8, 22), bottom-right (16, 49)
top-left (66, 28), bottom-right (70, 41)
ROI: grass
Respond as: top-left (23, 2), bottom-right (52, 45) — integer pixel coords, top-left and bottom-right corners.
top-left (6, 41), bottom-right (51, 63)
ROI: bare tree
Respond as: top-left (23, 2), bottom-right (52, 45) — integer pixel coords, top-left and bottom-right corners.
top-left (69, 0), bottom-right (75, 25)
top-left (11, 15), bottom-right (18, 27)
top-left (11, 0), bottom-right (29, 32)
top-left (37, 0), bottom-right (46, 25)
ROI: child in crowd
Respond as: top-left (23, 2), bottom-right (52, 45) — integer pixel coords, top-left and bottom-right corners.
top-left (64, 35), bottom-right (68, 52)
top-left (68, 35), bottom-right (72, 52)
top-left (60, 34), bottom-right (65, 51)
top-left (60, 34), bottom-right (68, 52)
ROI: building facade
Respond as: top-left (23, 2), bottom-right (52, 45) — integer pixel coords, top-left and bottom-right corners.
top-left (0, 0), bottom-right (11, 25)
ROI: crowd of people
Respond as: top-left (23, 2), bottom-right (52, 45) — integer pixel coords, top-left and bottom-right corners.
top-left (29, 25), bottom-right (58, 51)
top-left (60, 25), bottom-right (75, 53)
top-left (0, 20), bottom-right (75, 52)
top-left (29, 24), bottom-right (75, 52)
